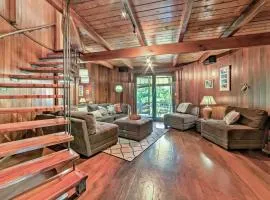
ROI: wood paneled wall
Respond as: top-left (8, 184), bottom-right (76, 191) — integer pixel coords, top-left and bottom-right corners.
top-left (82, 64), bottom-right (134, 109)
top-left (0, 0), bottom-right (59, 141)
top-left (176, 45), bottom-right (270, 113)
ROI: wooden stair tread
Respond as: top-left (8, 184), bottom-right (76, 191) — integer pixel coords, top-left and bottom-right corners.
top-left (0, 118), bottom-right (67, 134)
top-left (0, 149), bottom-right (78, 189)
top-left (0, 83), bottom-right (65, 88)
top-left (19, 67), bottom-right (63, 73)
top-left (0, 95), bottom-right (64, 99)
top-left (30, 62), bottom-right (63, 66)
top-left (6, 74), bottom-right (64, 80)
top-left (15, 170), bottom-right (87, 200)
top-left (0, 106), bottom-right (63, 114)
top-left (0, 132), bottom-right (73, 157)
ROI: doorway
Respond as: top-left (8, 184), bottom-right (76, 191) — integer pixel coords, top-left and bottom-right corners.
top-left (136, 75), bottom-right (173, 120)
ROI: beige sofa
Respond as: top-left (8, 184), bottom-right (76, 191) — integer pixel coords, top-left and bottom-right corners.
top-left (36, 112), bottom-right (119, 157)
top-left (164, 104), bottom-right (199, 130)
top-left (201, 106), bottom-right (268, 150)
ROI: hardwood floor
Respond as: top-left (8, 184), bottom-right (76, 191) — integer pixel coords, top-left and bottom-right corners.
top-left (77, 125), bottom-right (270, 200)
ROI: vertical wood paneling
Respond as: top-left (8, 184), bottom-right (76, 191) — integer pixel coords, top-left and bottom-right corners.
top-left (85, 64), bottom-right (134, 106)
top-left (0, 0), bottom-right (58, 142)
top-left (176, 45), bottom-right (270, 113)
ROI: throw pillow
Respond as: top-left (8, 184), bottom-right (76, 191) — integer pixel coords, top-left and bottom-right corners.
top-left (176, 103), bottom-right (192, 113)
top-left (98, 106), bottom-right (109, 116)
top-left (91, 110), bottom-right (103, 118)
top-left (77, 105), bottom-right (88, 112)
top-left (114, 103), bottom-right (122, 113)
top-left (224, 110), bottom-right (240, 125)
top-left (107, 105), bottom-right (116, 114)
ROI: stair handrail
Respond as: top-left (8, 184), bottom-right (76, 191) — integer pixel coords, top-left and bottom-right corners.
top-left (0, 24), bottom-right (55, 39)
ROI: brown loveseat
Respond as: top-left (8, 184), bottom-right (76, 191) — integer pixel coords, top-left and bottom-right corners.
top-left (36, 112), bottom-right (119, 157)
top-left (201, 106), bottom-right (268, 150)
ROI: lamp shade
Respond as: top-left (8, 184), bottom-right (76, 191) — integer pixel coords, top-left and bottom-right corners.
top-left (200, 96), bottom-right (216, 106)
top-left (79, 97), bottom-right (86, 103)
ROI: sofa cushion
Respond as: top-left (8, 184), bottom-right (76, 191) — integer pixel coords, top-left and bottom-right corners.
top-left (226, 106), bottom-right (268, 129)
top-left (89, 122), bottom-right (118, 144)
top-left (91, 110), bottom-right (103, 118)
top-left (88, 104), bottom-right (99, 112)
top-left (77, 105), bottom-right (88, 112)
top-left (114, 113), bottom-right (127, 120)
top-left (114, 103), bottom-right (122, 113)
top-left (121, 104), bottom-right (129, 114)
top-left (202, 120), bottom-right (262, 141)
top-left (96, 116), bottom-right (114, 123)
top-left (176, 103), bottom-right (191, 113)
top-left (224, 110), bottom-right (240, 125)
top-left (98, 106), bottom-right (109, 116)
top-left (107, 105), bottom-right (116, 114)
top-left (71, 112), bottom-right (96, 135)
top-left (166, 113), bottom-right (197, 124)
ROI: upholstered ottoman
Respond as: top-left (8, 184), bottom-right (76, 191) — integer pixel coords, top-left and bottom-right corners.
top-left (114, 117), bottom-right (153, 141)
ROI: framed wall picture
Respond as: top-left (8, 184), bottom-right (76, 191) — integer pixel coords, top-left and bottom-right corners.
top-left (205, 80), bottom-right (214, 88)
top-left (219, 66), bottom-right (231, 91)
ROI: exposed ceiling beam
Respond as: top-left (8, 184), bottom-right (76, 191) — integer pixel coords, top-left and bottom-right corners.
top-left (198, 52), bottom-right (212, 64)
top-left (81, 32), bottom-right (270, 61)
top-left (198, 0), bottom-right (265, 63)
top-left (221, 0), bottom-right (265, 38)
top-left (124, 0), bottom-right (147, 46)
top-left (173, 0), bottom-right (193, 67)
top-left (46, 0), bottom-right (133, 69)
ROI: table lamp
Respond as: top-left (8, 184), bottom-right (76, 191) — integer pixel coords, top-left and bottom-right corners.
top-left (200, 96), bottom-right (216, 120)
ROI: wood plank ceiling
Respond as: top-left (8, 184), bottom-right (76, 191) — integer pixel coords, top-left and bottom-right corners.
top-left (70, 0), bottom-right (270, 68)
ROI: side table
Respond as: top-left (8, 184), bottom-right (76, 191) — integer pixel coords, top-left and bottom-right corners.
top-left (196, 118), bottom-right (205, 133)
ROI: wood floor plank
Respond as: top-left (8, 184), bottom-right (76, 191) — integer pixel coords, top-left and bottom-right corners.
top-left (76, 125), bottom-right (270, 200)
top-left (0, 132), bottom-right (73, 157)
top-left (0, 149), bottom-right (78, 189)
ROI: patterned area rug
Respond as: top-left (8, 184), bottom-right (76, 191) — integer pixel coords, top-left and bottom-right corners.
top-left (103, 127), bottom-right (168, 161)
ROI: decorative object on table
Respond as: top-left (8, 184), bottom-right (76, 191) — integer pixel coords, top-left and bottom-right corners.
top-left (205, 80), bottom-right (214, 88)
top-left (79, 85), bottom-right (84, 96)
top-left (262, 117), bottom-right (270, 156)
top-left (240, 83), bottom-right (250, 94)
top-left (115, 84), bottom-right (123, 93)
top-left (200, 96), bottom-right (216, 120)
top-left (79, 68), bottom-right (89, 84)
top-left (129, 114), bottom-right (141, 120)
top-left (219, 65), bottom-right (231, 91)
top-left (103, 126), bottom-right (168, 161)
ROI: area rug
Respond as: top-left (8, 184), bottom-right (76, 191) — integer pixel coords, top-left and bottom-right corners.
top-left (103, 127), bottom-right (168, 161)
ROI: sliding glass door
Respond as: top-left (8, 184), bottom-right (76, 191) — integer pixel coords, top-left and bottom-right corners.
top-left (136, 75), bottom-right (173, 120)
top-left (155, 75), bottom-right (173, 118)
top-left (136, 76), bottom-right (153, 118)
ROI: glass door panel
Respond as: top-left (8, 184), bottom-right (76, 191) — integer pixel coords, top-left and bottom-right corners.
top-left (155, 76), bottom-right (173, 118)
top-left (136, 76), bottom-right (153, 117)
